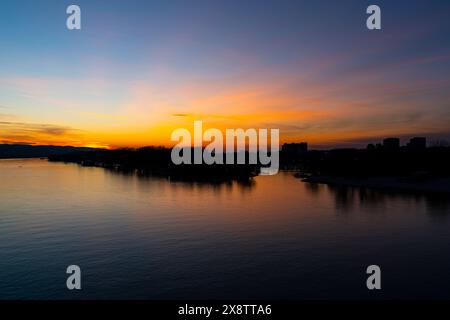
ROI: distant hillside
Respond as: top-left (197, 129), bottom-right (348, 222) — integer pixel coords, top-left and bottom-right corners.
top-left (0, 144), bottom-right (103, 159)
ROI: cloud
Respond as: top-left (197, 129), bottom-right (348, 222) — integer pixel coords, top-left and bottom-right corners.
top-left (171, 113), bottom-right (191, 117)
top-left (0, 121), bottom-right (88, 146)
top-left (0, 121), bottom-right (77, 136)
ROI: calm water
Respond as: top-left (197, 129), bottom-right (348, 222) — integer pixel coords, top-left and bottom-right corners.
top-left (1, 158), bottom-right (450, 299)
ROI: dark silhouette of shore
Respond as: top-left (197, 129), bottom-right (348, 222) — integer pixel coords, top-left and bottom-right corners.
top-left (48, 147), bottom-right (259, 183)
top-left (24, 135), bottom-right (450, 191)
top-left (280, 138), bottom-right (450, 193)
top-left (0, 144), bottom-right (101, 159)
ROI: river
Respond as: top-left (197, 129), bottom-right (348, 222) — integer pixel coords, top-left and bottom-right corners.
top-left (1, 159), bottom-right (450, 299)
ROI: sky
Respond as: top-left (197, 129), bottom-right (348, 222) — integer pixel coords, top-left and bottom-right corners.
top-left (1, 0), bottom-right (450, 149)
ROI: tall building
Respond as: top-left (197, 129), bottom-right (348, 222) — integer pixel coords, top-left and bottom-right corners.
top-left (407, 137), bottom-right (426, 150)
top-left (383, 138), bottom-right (400, 150)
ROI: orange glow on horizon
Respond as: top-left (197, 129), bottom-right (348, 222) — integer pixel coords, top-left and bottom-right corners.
top-left (2, 69), bottom-right (449, 149)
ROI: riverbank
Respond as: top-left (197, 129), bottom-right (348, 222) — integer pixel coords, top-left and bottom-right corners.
top-left (48, 147), bottom-right (259, 183)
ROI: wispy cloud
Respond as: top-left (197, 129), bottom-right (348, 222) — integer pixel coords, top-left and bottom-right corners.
top-left (171, 113), bottom-right (191, 117)
top-left (0, 121), bottom-right (77, 136)
top-left (0, 121), bottom-right (90, 146)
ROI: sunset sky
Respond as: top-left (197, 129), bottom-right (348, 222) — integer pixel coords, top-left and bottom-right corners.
top-left (1, 0), bottom-right (450, 149)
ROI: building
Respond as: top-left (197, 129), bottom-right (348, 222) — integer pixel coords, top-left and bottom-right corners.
top-left (383, 138), bottom-right (400, 150)
top-left (407, 137), bottom-right (426, 150)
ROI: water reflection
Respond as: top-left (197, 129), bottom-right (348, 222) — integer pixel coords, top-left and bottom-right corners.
top-left (101, 165), bottom-right (257, 190)
top-left (303, 181), bottom-right (450, 219)
top-left (2, 159), bottom-right (450, 299)
top-left (84, 161), bottom-right (450, 219)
